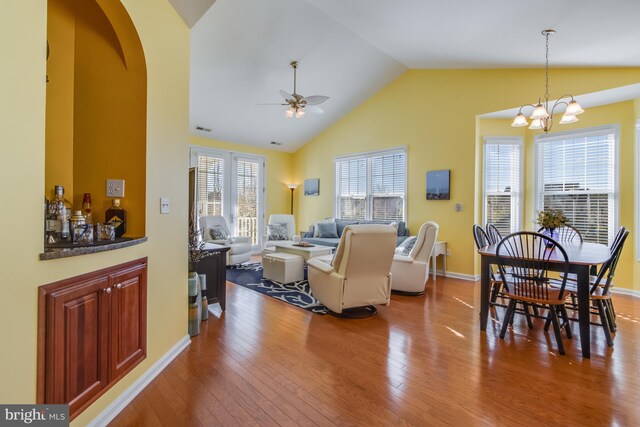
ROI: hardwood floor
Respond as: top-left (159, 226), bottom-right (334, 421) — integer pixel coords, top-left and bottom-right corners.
top-left (111, 276), bottom-right (640, 426)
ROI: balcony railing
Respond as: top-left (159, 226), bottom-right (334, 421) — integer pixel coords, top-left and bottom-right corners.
top-left (237, 216), bottom-right (258, 245)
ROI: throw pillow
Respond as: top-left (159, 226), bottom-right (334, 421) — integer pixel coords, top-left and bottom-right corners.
top-left (395, 236), bottom-right (417, 256)
top-left (316, 221), bottom-right (339, 238)
top-left (313, 218), bottom-right (335, 237)
top-left (208, 225), bottom-right (229, 241)
top-left (267, 223), bottom-right (289, 241)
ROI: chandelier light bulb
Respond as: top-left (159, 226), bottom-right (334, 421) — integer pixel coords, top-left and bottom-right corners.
top-left (511, 113), bottom-right (529, 127)
top-left (295, 109), bottom-right (305, 118)
top-left (565, 100), bottom-right (585, 115)
top-left (284, 108), bottom-right (294, 118)
top-left (530, 103), bottom-right (550, 120)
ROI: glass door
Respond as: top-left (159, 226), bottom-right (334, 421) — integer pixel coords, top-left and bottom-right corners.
top-left (232, 155), bottom-right (265, 246)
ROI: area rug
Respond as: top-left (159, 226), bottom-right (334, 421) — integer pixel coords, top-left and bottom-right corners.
top-left (226, 262), bottom-right (328, 314)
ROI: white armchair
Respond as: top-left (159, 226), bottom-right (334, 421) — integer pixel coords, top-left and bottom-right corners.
top-left (391, 221), bottom-right (439, 295)
top-left (260, 214), bottom-right (297, 251)
top-left (307, 224), bottom-right (397, 317)
top-left (199, 215), bottom-right (252, 265)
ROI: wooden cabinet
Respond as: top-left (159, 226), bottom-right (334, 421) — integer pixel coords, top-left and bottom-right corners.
top-left (38, 258), bottom-right (147, 420)
top-left (196, 246), bottom-right (229, 310)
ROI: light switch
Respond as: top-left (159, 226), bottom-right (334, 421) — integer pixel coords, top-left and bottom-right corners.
top-left (106, 179), bottom-right (125, 197)
top-left (455, 203), bottom-right (463, 212)
top-left (160, 197), bottom-right (170, 214)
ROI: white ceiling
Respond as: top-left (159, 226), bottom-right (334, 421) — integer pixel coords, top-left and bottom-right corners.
top-left (186, 0), bottom-right (640, 152)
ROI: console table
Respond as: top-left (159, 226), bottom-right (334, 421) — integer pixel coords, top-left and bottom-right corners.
top-left (431, 241), bottom-right (446, 282)
top-left (196, 244), bottom-right (230, 311)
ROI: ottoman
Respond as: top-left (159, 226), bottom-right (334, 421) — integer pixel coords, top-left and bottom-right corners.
top-left (262, 253), bottom-right (304, 284)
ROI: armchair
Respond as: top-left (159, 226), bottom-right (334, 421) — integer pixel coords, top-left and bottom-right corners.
top-left (390, 221), bottom-right (439, 295)
top-left (307, 224), bottom-right (397, 317)
top-left (199, 215), bottom-right (252, 265)
top-left (260, 214), bottom-right (296, 251)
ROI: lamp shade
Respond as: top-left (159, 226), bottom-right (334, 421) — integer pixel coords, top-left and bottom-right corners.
top-left (511, 113), bottom-right (529, 127)
top-left (559, 114), bottom-right (579, 124)
top-left (287, 183), bottom-right (298, 190)
top-left (565, 100), bottom-right (585, 115)
top-left (529, 118), bottom-right (544, 130)
top-left (530, 103), bottom-right (550, 120)
top-left (284, 108), bottom-right (294, 118)
top-left (295, 109), bottom-right (305, 118)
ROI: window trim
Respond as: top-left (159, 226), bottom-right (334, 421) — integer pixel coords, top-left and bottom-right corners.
top-left (482, 136), bottom-right (524, 235)
top-left (636, 119), bottom-right (640, 260)
top-left (534, 124), bottom-right (620, 244)
top-left (334, 146), bottom-right (407, 221)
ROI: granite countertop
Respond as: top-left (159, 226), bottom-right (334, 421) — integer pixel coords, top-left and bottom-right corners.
top-left (40, 237), bottom-right (148, 260)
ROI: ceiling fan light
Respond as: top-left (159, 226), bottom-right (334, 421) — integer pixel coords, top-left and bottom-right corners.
top-left (560, 113), bottom-right (578, 124)
top-left (529, 118), bottom-right (544, 130)
top-left (284, 108), bottom-right (294, 118)
top-left (511, 113), bottom-right (529, 127)
top-left (295, 109), bottom-right (305, 118)
top-left (565, 100), bottom-right (585, 115)
top-left (530, 103), bottom-right (549, 120)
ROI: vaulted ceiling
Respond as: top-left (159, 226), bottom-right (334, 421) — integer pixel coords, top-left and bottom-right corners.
top-left (175, 0), bottom-right (640, 152)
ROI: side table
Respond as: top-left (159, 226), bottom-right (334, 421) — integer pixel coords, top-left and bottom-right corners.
top-left (196, 244), bottom-right (230, 311)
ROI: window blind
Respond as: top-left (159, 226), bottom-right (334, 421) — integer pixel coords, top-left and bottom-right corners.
top-left (536, 128), bottom-right (617, 244)
top-left (335, 148), bottom-right (406, 221)
top-left (483, 140), bottom-right (522, 236)
top-left (197, 155), bottom-right (224, 218)
top-left (236, 160), bottom-right (259, 244)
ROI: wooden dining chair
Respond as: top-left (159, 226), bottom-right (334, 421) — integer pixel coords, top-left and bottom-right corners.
top-left (473, 225), bottom-right (506, 306)
top-left (496, 231), bottom-right (572, 355)
top-left (485, 223), bottom-right (503, 245)
top-left (537, 225), bottom-right (583, 242)
top-left (559, 229), bottom-right (629, 347)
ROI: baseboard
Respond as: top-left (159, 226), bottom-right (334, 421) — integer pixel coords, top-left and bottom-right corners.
top-left (436, 270), bottom-right (480, 282)
top-left (611, 287), bottom-right (640, 298)
top-left (87, 334), bottom-right (191, 427)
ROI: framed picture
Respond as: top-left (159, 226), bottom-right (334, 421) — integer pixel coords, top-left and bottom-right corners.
top-left (426, 170), bottom-right (450, 200)
top-left (304, 178), bottom-right (320, 196)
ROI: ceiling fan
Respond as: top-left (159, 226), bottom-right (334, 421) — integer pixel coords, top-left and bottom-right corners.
top-left (262, 61), bottom-right (329, 118)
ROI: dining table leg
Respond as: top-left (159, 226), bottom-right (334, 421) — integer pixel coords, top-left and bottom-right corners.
top-left (480, 255), bottom-right (491, 331)
top-left (576, 265), bottom-right (591, 358)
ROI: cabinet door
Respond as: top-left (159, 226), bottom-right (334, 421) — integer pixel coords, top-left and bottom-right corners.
top-left (109, 262), bottom-right (147, 382)
top-left (46, 275), bottom-right (110, 415)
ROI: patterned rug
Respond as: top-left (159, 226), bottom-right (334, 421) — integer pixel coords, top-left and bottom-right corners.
top-left (226, 262), bottom-right (328, 314)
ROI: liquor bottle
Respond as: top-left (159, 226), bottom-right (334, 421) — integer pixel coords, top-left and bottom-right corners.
top-left (82, 193), bottom-right (93, 224)
top-left (48, 185), bottom-right (72, 241)
top-left (105, 199), bottom-right (127, 238)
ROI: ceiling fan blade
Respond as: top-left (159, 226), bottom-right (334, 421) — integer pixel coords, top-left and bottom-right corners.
top-left (304, 105), bottom-right (324, 114)
top-left (279, 90), bottom-right (295, 102)
top-left (255, 103), bottom-right (289, 105)
top-left (302, 95), bottom-right (329, 105)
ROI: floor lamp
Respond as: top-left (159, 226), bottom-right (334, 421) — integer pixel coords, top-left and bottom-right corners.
top-left (287, 184), bottom-right (298, 214)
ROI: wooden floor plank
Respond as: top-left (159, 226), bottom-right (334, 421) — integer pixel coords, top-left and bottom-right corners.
top-left (110, 275), bottom-right (640, 426)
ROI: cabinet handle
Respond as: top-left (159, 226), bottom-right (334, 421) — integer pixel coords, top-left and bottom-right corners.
top-left (115, 283), bottom-right (122, 289)
top-left (104, 287), bottom-right (112, 294)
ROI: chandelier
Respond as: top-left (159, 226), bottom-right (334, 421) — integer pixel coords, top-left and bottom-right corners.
top-left (511, 30), bottom-right (585, 133)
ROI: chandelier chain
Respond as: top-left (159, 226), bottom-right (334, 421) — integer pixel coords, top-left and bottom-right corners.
top-left (544, 31), bottom-right (550, 102)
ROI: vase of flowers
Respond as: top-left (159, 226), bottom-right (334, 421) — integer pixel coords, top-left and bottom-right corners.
top-left (188, 220), bottom-right (213, 336)
top-left (536, 208), bottom-right (567, 246)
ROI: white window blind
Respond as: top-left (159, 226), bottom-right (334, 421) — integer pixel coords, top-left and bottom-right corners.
top-left (236, 159), bottom-right (259, 244)
top-left (335, 148), bottom-right (406, 221)
top-left (483, 138), bottom-right (522, 236)
top-left (536, 127), bottom-right (617, 244)
top-left (197, 155), bottom-right (224, 218)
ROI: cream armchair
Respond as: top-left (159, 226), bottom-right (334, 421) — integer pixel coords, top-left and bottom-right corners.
top-left (391, 221), bottom-right (439, 295)
top-left (307, 224), bottom-right (397, 317)
top-left (260, 214), bottom-right (297, 251)
top-left (199, 215), bottom-right (252, 265)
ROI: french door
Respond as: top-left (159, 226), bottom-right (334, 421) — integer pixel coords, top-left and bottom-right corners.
top-left (190, 147), bottom-right (265, 247)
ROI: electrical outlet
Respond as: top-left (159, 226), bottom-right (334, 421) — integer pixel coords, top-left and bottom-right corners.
top-left (106, 179), bottom-right (125, 197)
top-left (446, 249), bottom-right (451, 256)
top-left (160, 197), bottom-right (170, 214)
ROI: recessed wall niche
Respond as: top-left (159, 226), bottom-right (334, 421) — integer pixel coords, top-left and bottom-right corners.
top-left (45, 0), bottom-right (146, 238)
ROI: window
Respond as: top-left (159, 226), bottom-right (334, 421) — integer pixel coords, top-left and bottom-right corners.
top-left (190, 147), bottom-right (265, 246)
top-left (483, 137), bottom-right (523, 236)
top-left (535, 126), bottom-right (618, 245)
top-left (335, 148), bottom-right (406, 221)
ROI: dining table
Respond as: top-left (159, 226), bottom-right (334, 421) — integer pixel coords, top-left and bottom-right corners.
top-left (478, 241), bottom-right (612, 358)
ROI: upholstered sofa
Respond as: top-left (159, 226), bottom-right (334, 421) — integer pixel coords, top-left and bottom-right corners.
top-left (302, 218), bottom-right (409, 247)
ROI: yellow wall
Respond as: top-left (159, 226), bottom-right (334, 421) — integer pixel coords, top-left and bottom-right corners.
top-left (294, 68), bottom-right (640, 282)
top-left (45, 0), bottom-right (75, 198)
top-left (0, 1), bottom-right (190, 425)
top-left (189, 136), bottom-right (295, 221)
top-left (478, 101), bottom-right (638, 291)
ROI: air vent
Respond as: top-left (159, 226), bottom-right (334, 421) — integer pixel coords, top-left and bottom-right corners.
top-left (195, 126), bottom-right (211, 132)
top-left (270, 141), bottom-right (283, 146)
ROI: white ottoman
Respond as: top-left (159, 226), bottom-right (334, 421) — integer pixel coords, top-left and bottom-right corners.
top-left (262, 253), bottom-right (304, 284)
